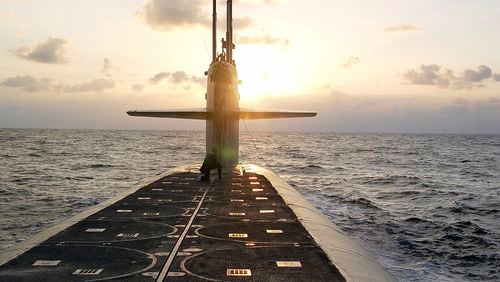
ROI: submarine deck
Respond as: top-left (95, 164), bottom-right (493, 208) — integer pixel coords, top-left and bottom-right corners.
top-left (0, 166), bottom-right (346, 281)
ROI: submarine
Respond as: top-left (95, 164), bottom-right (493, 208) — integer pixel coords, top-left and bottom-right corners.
top-left (0, 1), bottom-right (396, 281)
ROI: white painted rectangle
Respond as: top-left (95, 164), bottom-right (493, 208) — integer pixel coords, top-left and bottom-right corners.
top-left (259, 210), bottom-right (275, 214)
top-left (252, 188), bottom-right (264, 192)
top-left (276, 261), bottom-right (302, 267)
top-left (266, 229), bottom-right (283, 234)
top-left (227, 269), bottom-right (252, 277)
top-left (228, 233), bottom-right (248, 238)
top-left (116, 209), bottom-right (132, 213)
top-left (85, 228), bottom-right (106, 233)
top-left (32, 260), bottom-right (61, 266)
top-left (116, 233), bottom-right (139, 238)
top-left (256, 197), bottom-right (268, 200)
top-left (72, 268), bottom-right (103, 275)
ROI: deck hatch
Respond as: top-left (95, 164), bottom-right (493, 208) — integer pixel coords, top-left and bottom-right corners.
top-left (143, 212), bottom-right (160, 216)
top-left (230, 199), bottom-right (244, 202)
top-left (229, 212), bottom-right (246, 216)
top-left (252, 188), bottom-right (264, 192)
top-left (250, 181), bottom-right (260, 185)
top-left (256, 197), bottom-right (268, 200)
top-left (72, 269), bottom-right (103, 275)
top-left (227, 269), bottom-right (252, 276)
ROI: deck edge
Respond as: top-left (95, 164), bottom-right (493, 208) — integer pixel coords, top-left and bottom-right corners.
top-left (246, 164), bottom-right (397, 282)
top-left (0, 165), bottom-right (197, 266)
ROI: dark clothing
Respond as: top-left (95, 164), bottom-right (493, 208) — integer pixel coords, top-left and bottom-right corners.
top-left (200, 153), bottom-right (222, 181)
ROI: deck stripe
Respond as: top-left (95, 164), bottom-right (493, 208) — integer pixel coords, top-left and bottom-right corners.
top-left (156, 182), bottom-right (211, 282)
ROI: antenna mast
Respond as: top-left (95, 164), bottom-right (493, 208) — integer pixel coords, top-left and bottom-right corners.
top-left (226, 0), bottom-right (233, 64)
top-left (212, 0), bottom-right (217, 62)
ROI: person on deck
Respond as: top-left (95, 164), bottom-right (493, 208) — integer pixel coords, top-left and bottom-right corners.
top-left (200, 148), bottom-right (222, 181)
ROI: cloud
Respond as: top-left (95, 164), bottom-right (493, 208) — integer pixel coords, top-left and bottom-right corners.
top-left (61, 79), bottom-right (115, 92)
top-left (341, 56), bottom-right (360, 68)
top-left (13, 37), bottom-right (69, 64)
top-left (494, 74), bottom-right (500, 81)
top-left (0, 75), bottom-right (115, 93)
top-left (137, 0), bottom-right (210, 31)
top-left (132, 84), bottom-right (144, 92)
top-left (0, 75), bottom-right (53, 92)
top-left (233, 16), bottom-right (254, 29)
top-left (237, 34), bottom-right (290, 46)
top-left (404, 64), bottom-right (497, 89)
top-left (404, 64), bottom-right (453, 88)
top-left (384, 24), bottom-right (418, 33)
top-left (149, 72), bottom-right (170, 84)
top-left (101, 58), bottom-right (113, 77)
top-left (138, 0), bottom-right (261, 31)
top-left (149, 71), bottom-right (205, 85)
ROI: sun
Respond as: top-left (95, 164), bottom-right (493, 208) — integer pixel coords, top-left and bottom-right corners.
top-left (236, 46), bottom-right (299, 101)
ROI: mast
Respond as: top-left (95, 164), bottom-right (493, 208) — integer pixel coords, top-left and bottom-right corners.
top-left (212, 0), bottom-right (217, 62)
top-left (226, 0), bottom-right (233, 64)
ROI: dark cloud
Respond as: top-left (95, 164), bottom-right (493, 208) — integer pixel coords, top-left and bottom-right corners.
top-left (341, 56), bottom-right (360, 68)
top-left (61, 79), bottom-right (115, 92)
top-left (404, 64), bottom-right (496, 89)
top-left (101, 58), bottom-right (113, 77)
top-left (132, 84), bottom-right (144, 92)
top-left (384, 24), bottom-right (418, 33)
top-left (0, 75), bottom-right (52, 92)
top-left (237, 34), bottom-right (289, 46)
top-left (149, 71), bottom-right (205, 85)
top-left (13, 37), bottom-right (69, 64)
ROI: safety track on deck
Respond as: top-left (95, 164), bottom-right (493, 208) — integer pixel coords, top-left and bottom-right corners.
top-left (0, 168), bottom-right (345, 281)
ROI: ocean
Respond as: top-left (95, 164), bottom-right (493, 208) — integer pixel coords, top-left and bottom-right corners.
top-left (0, 129), bottom-right (498, 281)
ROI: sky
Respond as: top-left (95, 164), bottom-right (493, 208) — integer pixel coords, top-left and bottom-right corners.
top-left (1, 0), bottom-right (500, 133)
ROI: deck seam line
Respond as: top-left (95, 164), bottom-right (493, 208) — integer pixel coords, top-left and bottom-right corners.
top-left (156, 182), bottom-right (211, 282)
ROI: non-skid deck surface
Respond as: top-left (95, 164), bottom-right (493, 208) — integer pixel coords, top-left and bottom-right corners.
top-left (0, 169), bottom-right (345, 281)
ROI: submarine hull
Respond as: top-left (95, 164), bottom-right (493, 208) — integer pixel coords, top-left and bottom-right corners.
top-left (0, 165), bottom-right (396, 281)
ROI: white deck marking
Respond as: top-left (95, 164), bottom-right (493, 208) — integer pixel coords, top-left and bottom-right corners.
top-left (276, 261), bottom-right (302, 267)
top-left (260, 210), bottom-right (275, 214)
top-left (85, 228), bottom-right (106, 233)
top-left (32, 260), bottom-right (61, 266)
top-left (156, 183), bottom-right (211, 282)
top-left (72, 268), bottom-right (103, 275)
top-left (227, 269), bottom-right (252, 277)
top-left (266, 229), bottom-right (284, 234)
